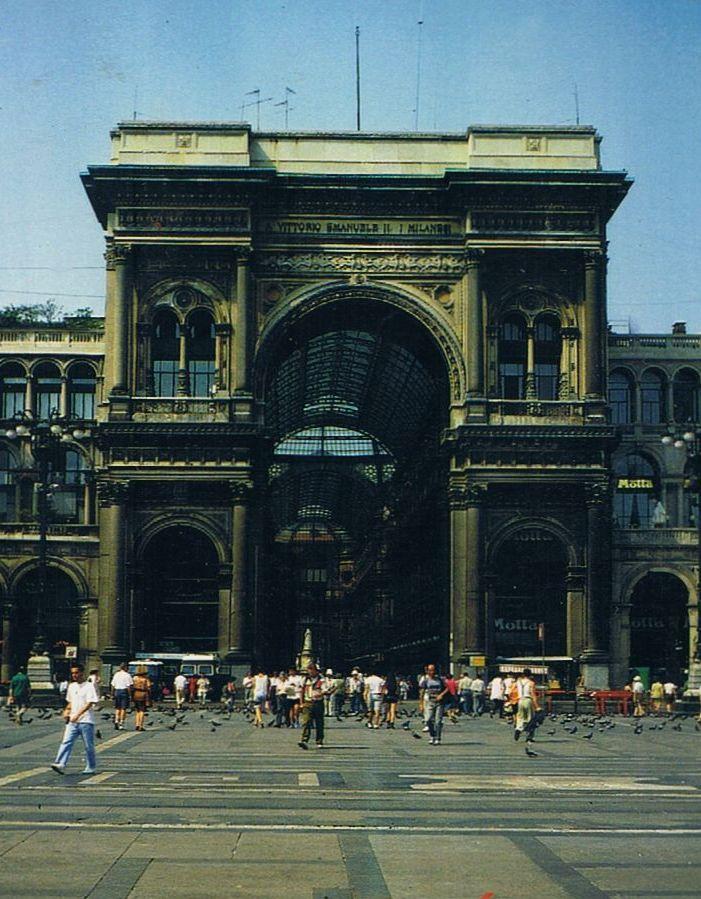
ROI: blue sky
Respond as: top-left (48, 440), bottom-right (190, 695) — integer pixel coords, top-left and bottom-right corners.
top-left (0, 0), bottom-right (699, 332)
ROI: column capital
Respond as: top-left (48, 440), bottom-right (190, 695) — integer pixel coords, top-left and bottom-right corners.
top-left (97, 479), bottom-right (130, 507)
top-left (583, 248), bottom-right (606, 269)
top-left (465, 248), bottom-right (485, 268)
top-left (228, 479), bottom-right (254, 505)
top-left (449, 482), bottom-right (487, 509)
top-left (585, 479), bottom-right (611, 507)
top-left (104, 241), bottom-right (132, 271)
top-left (236, 247), bottom-right (252, 264)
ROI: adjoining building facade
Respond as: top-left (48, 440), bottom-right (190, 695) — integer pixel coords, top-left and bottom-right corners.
top-left (0, 122), bottom-right (698, 690)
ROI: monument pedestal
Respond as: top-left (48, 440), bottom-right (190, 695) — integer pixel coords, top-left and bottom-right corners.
top-left (27, 653), bottom-right (55, 693)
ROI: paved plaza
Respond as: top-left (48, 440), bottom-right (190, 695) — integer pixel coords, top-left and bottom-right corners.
top-left (0, 704), bottom-right (699, 898)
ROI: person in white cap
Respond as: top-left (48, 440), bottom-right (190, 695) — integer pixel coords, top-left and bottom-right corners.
top-left (323, 669), bottom-right (336, 716)
top-left (631, 675), bottom-right (646, 717)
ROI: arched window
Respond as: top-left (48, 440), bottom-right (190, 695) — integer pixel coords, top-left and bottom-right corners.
top-left (499, 314), bottom-right (527, 399)
top-left (672, 368), bottom-right (699, 423)
top-left (187, 309), bottom-right (215, 397)
top-left (534, 314), bottom-right (561, 400)
top-left (34, 362), bottom-right (61, 420)
top-left (152, 310), bottom-right (180, 397)
top-left (0, 446), bottom-right (17, 521)
top-left (640, 369), bottom-right (665, 425)
top-left (609, 369), bottom-right (634, 424)
top-left (50, 448), bottom-right (88, 523)
top-left (0, 363), bottom-right (26, 419)
top-left (613, 453), bottom-right (658, 528)
top-left (68, 363), bottom-right (96, 420)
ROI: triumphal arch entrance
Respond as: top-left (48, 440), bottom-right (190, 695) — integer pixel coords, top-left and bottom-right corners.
top-left (82, 122), bottom-right (630, 685)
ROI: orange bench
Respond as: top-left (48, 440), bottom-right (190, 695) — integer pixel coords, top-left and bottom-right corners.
top-left (592, 690), bottom-right (631, 716)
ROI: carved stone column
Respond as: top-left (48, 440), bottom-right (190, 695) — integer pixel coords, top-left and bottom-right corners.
top-left (97, 480), bottom-right (129, 663)
top-left (24, 375), bottom-right (33, 416)
top-left (450, 481), bottom-right (486, 670)
top-left (214, 322), bottom-right (231, 392)
top-left (465, 250), bottom-right (484, 397)
top-left (136, 321), bottom-right (152, 396)
top-left (583, 250), bottom-right (604, 400)
top-left (220, 480), bottom-right (253, 661)
top-left (234, 250), bottom-right (251, 393)
top-left (105, 242), bottom-right (132, 396)
top-left (1, 603), bottom-right (15, 681)
top-left (59, 376), bottom-right (69, 418)
top-left (525, 326), bottom-right (537, 399)
top-left (565, 567), bottom-right (586, 658)
top-left (581, 481), bottom-right (612, 688)
top-left (176, 326), bottom-right (189, 396)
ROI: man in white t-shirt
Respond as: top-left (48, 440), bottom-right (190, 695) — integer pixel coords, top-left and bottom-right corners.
top-left (364, 671), bottom-right (386, 729)
top-left (110, 663), bottom-right (133, 731)
top-left (173, 673), bottom-right (187, 709)
top-left (51, 663), bottom-right (100, 775)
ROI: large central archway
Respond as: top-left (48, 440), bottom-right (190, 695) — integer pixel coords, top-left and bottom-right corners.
top-left (13, 567), bottom-right (79, 671)
top-left (629, 572), bottom-right (689, 683)
top-left (258, 294), bottom-right (452, 669)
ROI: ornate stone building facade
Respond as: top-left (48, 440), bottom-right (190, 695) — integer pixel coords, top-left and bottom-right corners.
top-left (0, 122), bottom-right (698, 690)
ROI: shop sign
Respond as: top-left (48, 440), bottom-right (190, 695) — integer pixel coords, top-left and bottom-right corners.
top-left (616, 478), bottom-right (655, 491)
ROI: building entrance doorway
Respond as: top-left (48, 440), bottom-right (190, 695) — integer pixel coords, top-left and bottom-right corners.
top-left (493, 529), bottom-right (568, 658)
top-left (629, 572), bottom-right (689, 683)
top-left (139, 526), bottom-right (220, 654)
top-left (12, 567), bottom-right (79, 672)
top-left (260, 296), bottom-right (450, 671)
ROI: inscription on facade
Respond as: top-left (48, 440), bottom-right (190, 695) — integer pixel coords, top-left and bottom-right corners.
top-left (257, 217), bottom-right (462, 239)
top-left (256, 252), bottom-right (466, 275)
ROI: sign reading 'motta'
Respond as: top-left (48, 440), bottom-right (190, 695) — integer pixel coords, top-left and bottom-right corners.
top-left (257, 217), bottom-right (463, 239)
top-left (616, 478), bottom-right (655, 491)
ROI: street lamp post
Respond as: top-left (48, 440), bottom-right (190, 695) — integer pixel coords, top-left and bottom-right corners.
top-left (6, 411), bottom-right (89, 677)
top-left (661, 427), bottom-right (701, 667)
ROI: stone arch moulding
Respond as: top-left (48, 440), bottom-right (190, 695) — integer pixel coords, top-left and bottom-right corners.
top-left (253, 281), bottom-right (467, 405)
top-left (9, 557), bottom-right (90, 601)
top-left (491, 284), bottom-right (578, 329)
top-left (487, 517), bottom-right (580, 570)
top-left (133, 514), bottom-right (229, 566)
top-left (29, 358), bottom-right (63, 377)
top-left (0, 359), bottom-right (30, 375)
top-left (141, 278), bottom-right (228, 324)
top-left (620, 565), bottom-right (697, 610)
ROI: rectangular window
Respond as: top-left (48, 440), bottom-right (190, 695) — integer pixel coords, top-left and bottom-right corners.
top-left (36, 388), bottom-right (60, 420)
top-left (499, 363), bottom-right (525, 399)
top-left (188, 360), bottom-right (215, 398)
top-left (70, 383), bottom-right (95, 419)
top-left (2, 380), bottom-right (25, 419)
top-left (535, 363), bottom-right (559, 400)
top-left (641, 390), bottom-right (662, 425)
top-left (610, 389), bottom-right (631, 425)
top-left (153, 361), bottom-right (178, 397)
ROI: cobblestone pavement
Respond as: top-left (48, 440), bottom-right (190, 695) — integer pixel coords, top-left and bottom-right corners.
top-left (0, 704), bottom-right (700, 898)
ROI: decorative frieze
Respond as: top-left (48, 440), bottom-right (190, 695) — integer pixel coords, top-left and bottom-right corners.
top-left (116, 207), bottom-right (250, 233)
top-left (97, 480), bottom-right (130, 507)
top-left (255, 252), bottom-right (466, 276)
top-left (471, 211), bottom-right (596, 233)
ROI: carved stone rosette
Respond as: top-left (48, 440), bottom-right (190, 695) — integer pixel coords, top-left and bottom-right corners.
top-left (585, 480), bottom-right (611, 506)
top-left (97, 480), bottom-right (130, 507)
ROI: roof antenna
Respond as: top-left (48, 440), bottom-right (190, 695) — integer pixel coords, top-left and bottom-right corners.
top-left (274, 87), bottom-right (296, 130)
top-left (355, 26), bottom-right (361, 131)
top-left (574, 82), bottom-right (580, 125)
top-left (243, 88), bottom-right (273, 129)
top-left (414, 9), bottom-right (424, 130)
top-left (132, 85), bottom-right (143, 121)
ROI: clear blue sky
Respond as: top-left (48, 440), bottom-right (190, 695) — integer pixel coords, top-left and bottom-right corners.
top-left (1, 0), bottom-right (699, 332)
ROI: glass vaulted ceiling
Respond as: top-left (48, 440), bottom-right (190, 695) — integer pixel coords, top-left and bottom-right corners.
top-left (265, 301), bottom-right (448, 542)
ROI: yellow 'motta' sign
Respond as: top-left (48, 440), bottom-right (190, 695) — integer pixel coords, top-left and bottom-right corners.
top-left (616, 478), bottom-right (654, 491)
top-left (469, 656), bottom-right (487, 667)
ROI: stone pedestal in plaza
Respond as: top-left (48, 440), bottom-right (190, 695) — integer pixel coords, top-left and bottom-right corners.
top-left (27, 653), bottom-right (55, 693)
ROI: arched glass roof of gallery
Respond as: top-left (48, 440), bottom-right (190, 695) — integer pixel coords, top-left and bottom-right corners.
top-left (274, 425), bottom-right (393, 459)
top-left (265, 312), bottom-right (444, 458)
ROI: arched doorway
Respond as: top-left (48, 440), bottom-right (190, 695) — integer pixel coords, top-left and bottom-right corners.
top-left (13, 567), bottom-right (79, 671)
top-left (260, 296), bottom-right (451, 670)
top-left (139, 526), bottom-right (220, 653)
top-left (629, 572), bottom-right (689, 683)
top-left (492, 529), bottom-right (568, 659)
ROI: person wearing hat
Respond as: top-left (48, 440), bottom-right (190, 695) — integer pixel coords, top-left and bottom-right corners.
top-left (298, 662), bottom-right (331, 749)
top-left (631, 675), bottom-right (646, 717)
top-left (323, 669), bottom-right (336, 717)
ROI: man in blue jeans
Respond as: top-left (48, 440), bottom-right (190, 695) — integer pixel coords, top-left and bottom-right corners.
top-left (51, 663), bottom-right (100, 775)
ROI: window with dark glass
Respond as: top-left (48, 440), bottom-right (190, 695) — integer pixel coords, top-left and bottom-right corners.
top-left (609, 369), bottom-right (634, 424)
top-left (152, 311), bottom-right (180, 397)
top-left (613, 453), bottom-right (657, 528)
top-left (640, 369), bottom-right (665, 425)
top-left (0, 363), bottom-right (26, 419)
top-left (0, 447), bottom-right (17, 521)
top-left (49, 449), bottom-right (88, 524)
top-left (534, 314), bottom-right (561, 400)
top-left (498, 314), bottom-right (526, 399)
top-left (187, 309), bottom-right (215, 397)
top-left (68, 363), bottom-right (96, 420)
top-left (673, 368), bottom-right (699, 423)
top-left (34, 363), bottom-right (61, 420)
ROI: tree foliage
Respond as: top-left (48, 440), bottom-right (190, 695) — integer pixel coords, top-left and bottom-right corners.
top-left (0, 302), bottom-right (99, 328)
